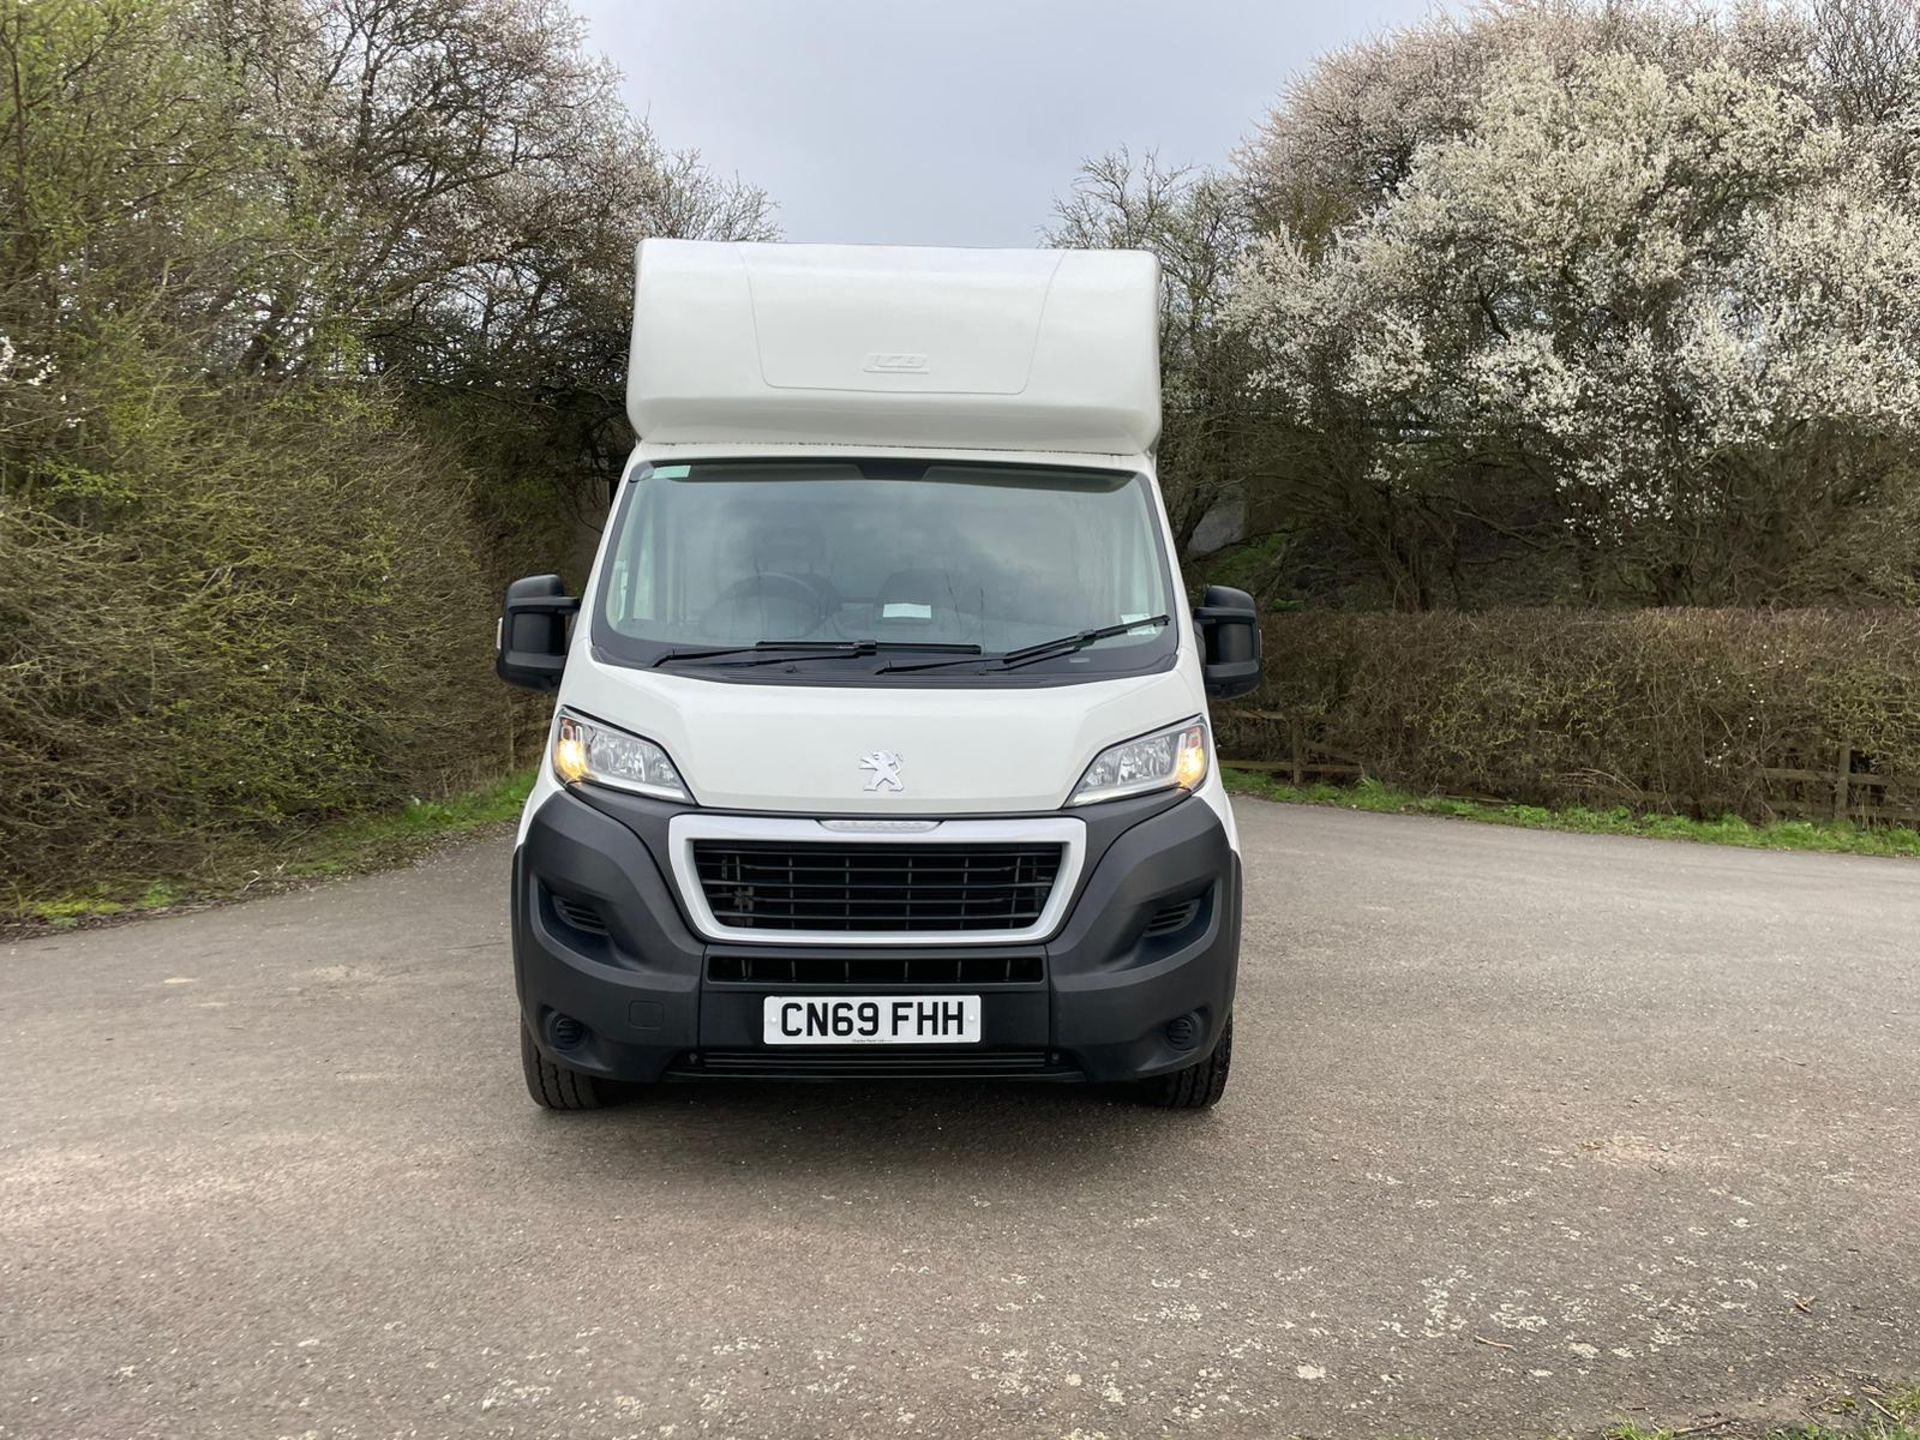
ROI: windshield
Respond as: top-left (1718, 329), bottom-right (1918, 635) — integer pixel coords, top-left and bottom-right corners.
top-left (592, 459), bottom-right (1176, 681)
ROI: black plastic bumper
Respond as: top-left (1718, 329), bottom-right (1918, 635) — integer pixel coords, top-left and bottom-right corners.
top-left (511, 786), bottom-right (1240, 1085)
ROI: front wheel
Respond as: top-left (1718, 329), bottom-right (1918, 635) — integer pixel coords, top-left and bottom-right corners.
top-left (1135, 1016), bottom-right (1232, 1109)
top-left (520, 1022), bottom-right (606, 1110)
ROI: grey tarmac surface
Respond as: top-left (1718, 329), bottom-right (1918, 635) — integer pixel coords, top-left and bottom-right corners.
top-left (3, 798), bottom-right (1917, 1440)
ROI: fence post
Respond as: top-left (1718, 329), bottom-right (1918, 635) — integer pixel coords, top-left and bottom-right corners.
top-left (1289, 717), bottom-right (1305, 787)
top-left (1833, 740), bottom-right (1852, 822)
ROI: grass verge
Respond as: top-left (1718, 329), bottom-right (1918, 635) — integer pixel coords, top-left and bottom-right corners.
top-left (1605, 1382), bottom-right (1920, 1440)
top-left (1222, 768), bottom-right (1920, 859)
top-left (6, 768), bottom-right (537, 934)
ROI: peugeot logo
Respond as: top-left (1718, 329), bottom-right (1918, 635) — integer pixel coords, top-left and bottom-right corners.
top-left (859, 751), bottom-right (904, 792)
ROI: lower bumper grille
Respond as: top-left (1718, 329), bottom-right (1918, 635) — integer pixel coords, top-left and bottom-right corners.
top-left (707, 952), bottom-right (1043, 985)
top-left (666, 1049), bottom-right (1082, 1081)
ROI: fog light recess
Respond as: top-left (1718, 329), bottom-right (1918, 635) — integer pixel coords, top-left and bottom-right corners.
top-left (1164, 1014), bottom-right (1201, 1050)
top-left (549, 1013), bottom-right (588, 1051)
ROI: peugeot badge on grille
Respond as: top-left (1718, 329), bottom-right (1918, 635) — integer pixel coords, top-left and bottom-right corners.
top-left (858, 750), bottom-right (904, 792)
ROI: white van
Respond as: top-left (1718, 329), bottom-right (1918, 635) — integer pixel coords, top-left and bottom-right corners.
top-left (496, 240), bottom-right (1261, 1110)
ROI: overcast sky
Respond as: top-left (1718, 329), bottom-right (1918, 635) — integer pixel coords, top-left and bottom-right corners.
top-left (570, 0), bottom-right (1439, 248)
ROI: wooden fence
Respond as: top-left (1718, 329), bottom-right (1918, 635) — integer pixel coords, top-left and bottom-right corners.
top-left (1222, 709), bottom-right (1917, 825)
top-left (1761, 746), bottom-right (1920, 824)
top-left (1220, 712), bottom-right (1366, 787)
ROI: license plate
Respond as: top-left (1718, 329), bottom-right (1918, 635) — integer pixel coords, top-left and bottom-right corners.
top-left (762, 994), bottom-right (981, 1045)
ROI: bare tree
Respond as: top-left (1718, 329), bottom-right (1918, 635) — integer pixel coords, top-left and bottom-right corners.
top-left (1046, 150), bottom-right (1261, 564)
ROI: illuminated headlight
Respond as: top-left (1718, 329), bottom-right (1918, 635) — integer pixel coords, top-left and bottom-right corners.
top-left (1069, 718), bottom-right (1209, 805)
top-left (552, 710), bottom-right (689, 801)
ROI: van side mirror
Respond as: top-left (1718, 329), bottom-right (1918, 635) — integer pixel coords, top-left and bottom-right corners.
top-left (1193, 584), bottom-right (1262, 700)
top-left (496, 574), bottom-right (579, 691)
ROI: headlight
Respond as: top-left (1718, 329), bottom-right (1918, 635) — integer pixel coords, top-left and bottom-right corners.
top-left (1068, 717), bottom-right (1209, 805)
top-left (552, 710), bottom-right (690, 801)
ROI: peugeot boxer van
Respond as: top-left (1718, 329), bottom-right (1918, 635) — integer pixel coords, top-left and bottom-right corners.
top-left (495, 240), bottom-right (1261, 1111)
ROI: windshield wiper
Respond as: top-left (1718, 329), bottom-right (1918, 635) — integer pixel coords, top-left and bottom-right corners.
top-left (652, 639), bottom-right (982, 669)
top-left (876, 614), bottom-right (1173, 674)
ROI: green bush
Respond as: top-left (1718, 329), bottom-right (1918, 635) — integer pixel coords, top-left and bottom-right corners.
top-left (1215, 610), bottom-right (1920, 822)
top-left (0, 383), bottom-right (524, 906)
top-left (0, 0), bottom-right (767, 915)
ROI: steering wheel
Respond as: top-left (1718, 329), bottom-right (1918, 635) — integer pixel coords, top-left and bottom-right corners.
top-left (699, 571), bottom-right (829, 640)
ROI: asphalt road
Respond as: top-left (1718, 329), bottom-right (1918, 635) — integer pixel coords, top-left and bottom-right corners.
top-left (5, 800), bottom-right (1918, 1440)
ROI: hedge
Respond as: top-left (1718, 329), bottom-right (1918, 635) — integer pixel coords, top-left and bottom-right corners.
top-left (0, 386), bottom-right (530, 908)
top-left (1214, 609), bottom-right (1920, 823)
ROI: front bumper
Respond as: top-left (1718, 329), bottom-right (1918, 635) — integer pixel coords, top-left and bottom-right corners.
top-left (512, 787), bottom-right (1240, 1085)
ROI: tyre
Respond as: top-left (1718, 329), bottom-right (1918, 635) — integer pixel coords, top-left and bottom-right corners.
top-left (520, 1021), bottom-right (605, 1111)
top-left (1136, 1015), bottom-right (1232, 1109)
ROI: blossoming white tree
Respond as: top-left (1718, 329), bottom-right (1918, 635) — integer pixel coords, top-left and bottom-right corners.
top-left (1220, 3), bottom-right (1920, 606)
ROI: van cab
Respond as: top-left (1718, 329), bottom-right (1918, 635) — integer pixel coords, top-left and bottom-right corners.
top-left (496, 240), bottom-right (1260, 1110)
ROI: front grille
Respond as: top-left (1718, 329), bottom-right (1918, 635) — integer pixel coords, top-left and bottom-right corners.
top-left (708, 953), bottom-right (1043, 985)
top-left (691, 841), bottom-right (1063, 933)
